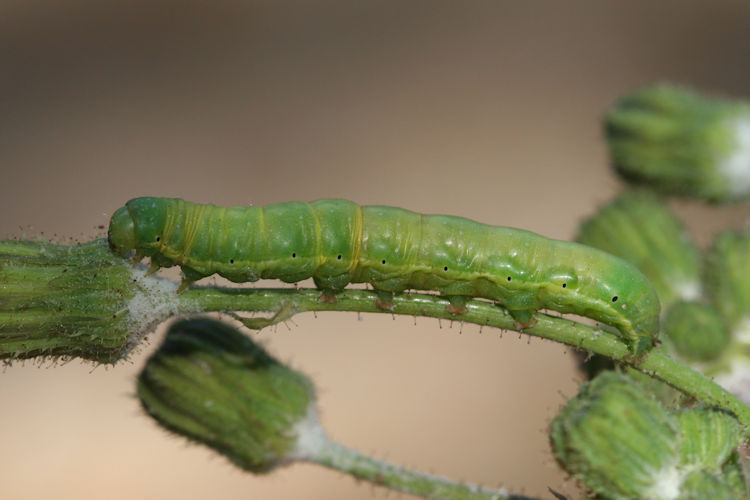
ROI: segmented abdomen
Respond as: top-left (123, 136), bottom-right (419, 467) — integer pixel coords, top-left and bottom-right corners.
top-left (115, 197), bottom-right (660, 357)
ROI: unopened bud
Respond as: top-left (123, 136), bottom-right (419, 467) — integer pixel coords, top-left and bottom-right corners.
top-left (137, 317), bottom-right (317, 473)
top-left (0, 239), bottom-right (179, 363)
top-left (673, 407), bottom-right (741, 472)
top-left (550, 372), bottom-right (679, 499)
top-left (663, 301), bottom-right (730, 362)
top-left (706, 230), bottom-right (750, 338)
top-left (605, 83), bottom-right (750, 203)
top-left (577, 191), bottom-right (701, 307)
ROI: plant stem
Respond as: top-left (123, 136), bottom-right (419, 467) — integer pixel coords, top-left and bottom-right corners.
top-left (309, 436), bottom-right (537, 500)
top-left (178, 286), bottom-right (750, 434)
top-left (2, 238), bottom-right (749, 436)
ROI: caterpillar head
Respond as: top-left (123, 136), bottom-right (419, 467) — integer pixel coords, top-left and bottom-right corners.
top-left (108, 205), bottom-right (136, 256)
top-left (108, 197), bottom-right (168, 258)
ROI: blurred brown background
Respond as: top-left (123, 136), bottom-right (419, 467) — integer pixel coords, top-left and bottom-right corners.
top-left (1, 2), bottom-right (750, 499)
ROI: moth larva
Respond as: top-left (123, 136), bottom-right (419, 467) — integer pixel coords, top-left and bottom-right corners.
top-left (108, 198), bottom-right (660, 358)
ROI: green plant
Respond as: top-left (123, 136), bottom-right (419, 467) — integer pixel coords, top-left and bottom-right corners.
top-left (2, 83), bottom-right (750, 499)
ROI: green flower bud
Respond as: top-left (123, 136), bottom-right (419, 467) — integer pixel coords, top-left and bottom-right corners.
top-left (137, 317), bottom-right (317, 473)
top-left (663, 301), bottom-right (730, 362)
top-left (550, 372), bottom-right (680, 499)
top-left (0, 239), bottom-right (180, 363)
top-left (605, 83), bottom-right (750, 203)
top-left (706, 230), bottom-right (750, 338)
top-left (577, 191), bottom-right (701, 308)
top-left (673, 407), bottom-right (741, 472)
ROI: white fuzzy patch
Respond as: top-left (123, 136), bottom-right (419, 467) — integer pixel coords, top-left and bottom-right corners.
top-left (732, 315), bottom-right (750, 343)
top-left (121, 266), bottom-right (182, 354)
top-left (714, 358), bottom-right (750, 405)
top-left (720, 116), bottom-right (750, 199)
top-left (290, 403), bottom-right (328, 461)
top-left (644, 465), bottom-right (682, 499)
top-left (673, 280), bottom-right (702, 302)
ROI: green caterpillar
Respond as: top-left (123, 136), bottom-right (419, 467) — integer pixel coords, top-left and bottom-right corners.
top-left (108, 197), bottom-right (660, 358)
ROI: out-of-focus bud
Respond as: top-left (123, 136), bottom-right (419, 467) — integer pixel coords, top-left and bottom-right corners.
top-left (137, 317), bottom-right (318, 473)
top-left (706, 230), bottom-right (750, 339)
top-left (605, 83), bottom-right (750, 203)
top-left (704, 229), bottom-right (750, 404)
top-left (663, 301), bottom-right (730, 362)
top-left (549, 372), bottom-right (680, 499)
top-left (577, 191), bottom-right (701, 308)
top-left (0, 239), bottom-right (179, 363)
top-left (673, 407), bottom-right (741, 472)
top-left (551, 373), bottom-right (749, 498)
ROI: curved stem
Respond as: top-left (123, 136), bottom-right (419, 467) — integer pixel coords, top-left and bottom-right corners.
top-left (178, 286), bottom-right (750, 434)
top-left (1, 236), bottom-right (748, 435)
top-left (310, 437), bottom-right (538, 500)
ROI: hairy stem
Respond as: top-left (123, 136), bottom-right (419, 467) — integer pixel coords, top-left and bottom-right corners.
top-left (308, 437), bottom-right (536, 500)
top-left (178, 286), bottom-right (750, 434)
top-left (1, 239), bottom-right (748, 436)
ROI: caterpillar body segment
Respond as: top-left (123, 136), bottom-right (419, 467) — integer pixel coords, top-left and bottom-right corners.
top-left (109, 197), bottom-right (661, 358)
